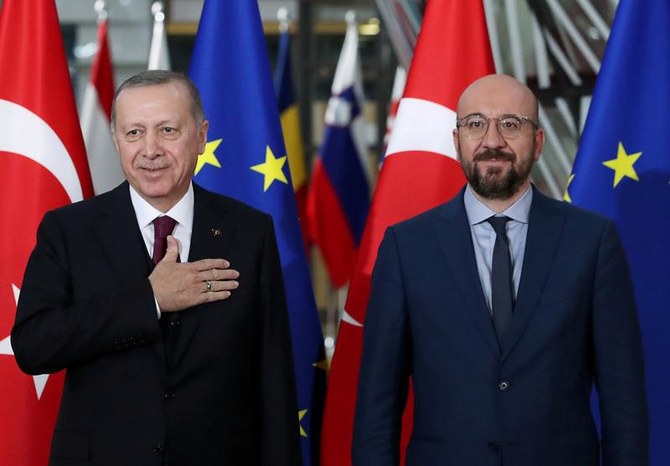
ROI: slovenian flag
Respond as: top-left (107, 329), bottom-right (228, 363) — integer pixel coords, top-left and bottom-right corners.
top-left (307, 14), bottom-right (372, 288)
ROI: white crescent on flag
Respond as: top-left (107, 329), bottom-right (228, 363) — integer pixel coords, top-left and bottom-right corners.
top-left (385, 97), bottom-right (458, 160)
top-left (0, 98), bottom-right (83, 402)
top-left (0, 99), bottom-right (84, 203)
top-left (0, 284), bottom-right (49, 399)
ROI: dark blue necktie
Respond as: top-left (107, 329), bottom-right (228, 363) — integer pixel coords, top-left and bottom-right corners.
top-left (487, 216), bottom-right (513, 344)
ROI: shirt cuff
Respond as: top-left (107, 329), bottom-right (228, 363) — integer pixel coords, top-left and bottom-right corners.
top-left (154, 296), bottom-right (161, 319)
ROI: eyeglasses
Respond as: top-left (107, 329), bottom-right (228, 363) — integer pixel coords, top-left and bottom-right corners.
top-left (456, 113), bottom-right (538, 140)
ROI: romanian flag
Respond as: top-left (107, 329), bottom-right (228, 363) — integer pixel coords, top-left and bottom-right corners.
top-left (188, 1), bottom-right (326, 465)
top-left (274, 29), bottom-right (309, 251)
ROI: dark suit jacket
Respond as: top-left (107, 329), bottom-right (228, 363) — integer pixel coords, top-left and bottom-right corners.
top-left (12, 182), bottom-right (301, 466)
top-left (353, 187), bottom-right (648, 466)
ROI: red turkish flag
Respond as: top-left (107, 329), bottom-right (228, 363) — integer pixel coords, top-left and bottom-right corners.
top-left (0, 0), bottom-right (94, 464)
top-left (320, 2), bottom-right (495, 465)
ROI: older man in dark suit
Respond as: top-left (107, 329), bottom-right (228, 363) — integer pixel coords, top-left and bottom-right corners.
top-left (353, 74), bottom-right (648, 466)
top-left (12, 70), bottom-right (300, 465)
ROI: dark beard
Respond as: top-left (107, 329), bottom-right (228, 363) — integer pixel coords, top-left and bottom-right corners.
top-left (464, 149), bottom-right (533, 200)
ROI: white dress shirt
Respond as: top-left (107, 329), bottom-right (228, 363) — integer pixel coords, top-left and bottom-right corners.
top-left (129, 183), bottom-right (195, 317)
top-left (129, 183), bottom-right (194, 263)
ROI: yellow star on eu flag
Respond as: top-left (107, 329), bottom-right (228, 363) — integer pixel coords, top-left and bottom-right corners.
top-left (250, 146), bottom-right (288, 192)
top-left (602, 142), bottom-right (642, 187)
top-left (195, 138), bottom-right (223, 175)
top-left (563, 173), bottom-right (575, 203)
top-left (298, 409), bottom-right (308, 437)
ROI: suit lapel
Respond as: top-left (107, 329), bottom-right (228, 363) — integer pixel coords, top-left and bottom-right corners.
top-left (434, 193), bottom-right (500, 357)
top-left (94, 183), bottom-right (151, 282)
top-left (94, 183), bottom-right (167, 370)
top-left (173, 186), bottom-right (236, 365)
top-left (501, 189), bottom-right (565, 359)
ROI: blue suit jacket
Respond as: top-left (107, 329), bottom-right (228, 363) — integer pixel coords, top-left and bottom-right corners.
top-left (353, 187), bottom-right (648, 466)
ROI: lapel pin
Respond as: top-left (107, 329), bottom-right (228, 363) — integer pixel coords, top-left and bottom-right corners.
top-left (211, 228), bottom-right (222, 237)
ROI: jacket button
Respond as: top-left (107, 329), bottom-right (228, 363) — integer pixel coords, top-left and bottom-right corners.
top-left (488, 442), bottom-right (499, 453)
top-left (153, 444), bottom-right (164, 455)
top-left (162, 390), bottom-right (175, 401)
top-left (498, 380), bottom-right (509, 391)
top-left (169, 319), bottom-right (180, 328)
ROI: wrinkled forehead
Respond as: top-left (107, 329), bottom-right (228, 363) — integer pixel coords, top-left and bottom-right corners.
top-left (113, 83), bottom-right (192, 127)
top-left (116, 82), bottom-right (187, 108)
top-left (457, 76), bottom-right (538, 120)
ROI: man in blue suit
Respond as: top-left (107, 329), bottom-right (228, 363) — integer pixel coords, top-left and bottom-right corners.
top-left (353, 74), bottom-right (648, 466)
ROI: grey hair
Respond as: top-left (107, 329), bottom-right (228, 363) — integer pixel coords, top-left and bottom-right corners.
top-left (110, 70), bottom-right (205, 131)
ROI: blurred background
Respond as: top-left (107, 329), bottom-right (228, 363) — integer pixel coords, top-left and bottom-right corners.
top-left (4, 0), bottom-right (620, 353)
top-left (5, 3), bottom-right (670, 466)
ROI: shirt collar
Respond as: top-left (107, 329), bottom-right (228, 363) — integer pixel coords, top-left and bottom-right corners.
top-left (129, 183), bottom-right (194, 232)
top-left (464, 184), bottom-right (533, 226)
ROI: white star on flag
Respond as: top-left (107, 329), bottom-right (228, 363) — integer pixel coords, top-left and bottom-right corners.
top-left (0, 284), bottom-right (50, 399)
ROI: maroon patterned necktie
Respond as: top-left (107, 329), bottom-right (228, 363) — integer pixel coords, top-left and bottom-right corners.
top-left (152, 216), bottom-right (177, 265)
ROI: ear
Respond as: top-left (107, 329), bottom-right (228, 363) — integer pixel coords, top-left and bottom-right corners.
top-left (111, 129), bottom-right (121, 155)
top-left (452, 127), bottom-right (462, 163)
top-left (197, 119), bottom-right (209, 154)
top-left (533, 127), bottom-right (545, 161)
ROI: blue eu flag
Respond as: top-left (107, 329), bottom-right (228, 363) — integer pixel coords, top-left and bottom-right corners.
top-left (567, 1), bottom-right (670, 463)
top-left (189, 1), bottom-right (326, 464)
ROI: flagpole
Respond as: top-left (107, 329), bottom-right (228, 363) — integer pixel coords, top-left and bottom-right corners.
top-left (277, 6), bottom-right (290, 34)
top-left (94, 0), bottom-right (108, 23)
top-left (148, 1), bottom-right (170, 70)
top-left (151, 1), bottom-right (166, 28)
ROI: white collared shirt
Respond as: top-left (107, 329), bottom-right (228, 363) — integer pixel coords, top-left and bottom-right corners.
top-left (129, 183), bottom-right (194, 263)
